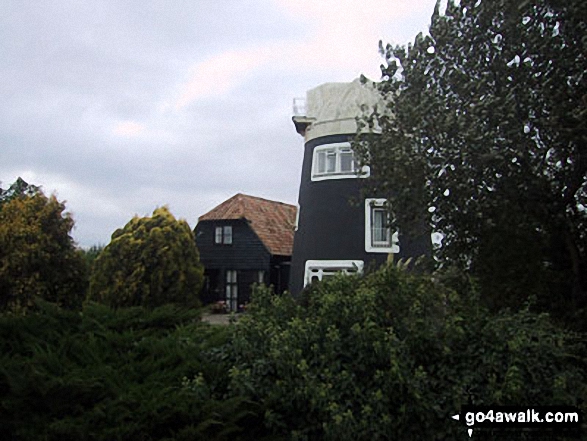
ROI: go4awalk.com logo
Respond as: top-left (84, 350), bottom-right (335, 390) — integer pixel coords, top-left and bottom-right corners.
top-left (451, 406), bottom-right (582, 438)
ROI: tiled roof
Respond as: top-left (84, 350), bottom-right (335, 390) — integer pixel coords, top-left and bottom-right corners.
top-left (199, 193), bottom-right (297, 256)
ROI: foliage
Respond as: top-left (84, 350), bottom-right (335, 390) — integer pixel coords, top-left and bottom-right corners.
top-left (2, 267), bottom-right (584, 440)
top-left (0, 301), bottom-right (267, 441)
top-left (0, 183), bottom-right (86, 312)
top-left (89, 206), bottom-right (204, 309)
top-left (354, 0), bottom-right (587, 321)
top-left (80, 244), bottom-right (104, 269)
top-left (228, 266), bottom-right (587, 440)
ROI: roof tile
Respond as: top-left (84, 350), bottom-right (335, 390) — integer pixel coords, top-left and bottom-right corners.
top-left (199, 194), bottom-right (297, 256)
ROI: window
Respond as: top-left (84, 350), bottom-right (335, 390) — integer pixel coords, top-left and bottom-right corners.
top-left (226, 270), bottom-right (238, 312)
top-left (214, 225), bottom-right (232, 244)
top-left (365, 199), bottom-right (399, 253)
top-left (257, 270), bottom-right (265, 285)
top-left (304, 260), bottom-right (364, 287)
top-left (372, 208), bottom-right (389, 245)
top-left (311, 142), bottom-right (370, 181)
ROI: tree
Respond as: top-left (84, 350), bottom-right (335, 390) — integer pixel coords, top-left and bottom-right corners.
top-left (0, 177), bottom-right (41, 211)
top-left (80, 245), bottom-right (104, 270)
top-left (0, 181), bottom-right (86, 312)
top-left (354, 0), bottom-right (586, 321)
top-left (89, 206), bottom-right (204, 309)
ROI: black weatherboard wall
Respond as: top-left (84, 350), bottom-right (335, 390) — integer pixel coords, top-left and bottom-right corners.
top-left (197, 219), bottom-right (271, 271)
top-left (290, 134), bottom-right (382, 288)
top-left (196, 219), bottom-right (270, 307)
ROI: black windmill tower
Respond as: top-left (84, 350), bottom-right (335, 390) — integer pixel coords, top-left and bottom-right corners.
top-left (289, 79), bottom-right (429, 296)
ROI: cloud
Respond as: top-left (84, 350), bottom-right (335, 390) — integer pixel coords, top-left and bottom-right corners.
top-left (275, 0), bottom-right (429, 21)
top-left (167, 0), bottom-right (435, 110)
top-left (112, 120), bottom-right (146, 138)
top-left (272, 0), bottom-right (434, 78)
top-left (0, 0), bottom-right (438, 249)
top-left (172, 47), bottom-right (273, 110)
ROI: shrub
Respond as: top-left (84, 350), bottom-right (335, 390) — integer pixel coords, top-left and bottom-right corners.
top-left (0, 301), bottom-right (265, 440)
top-left (227, 265), bottom-right (587, 440)
top-left (89, 207), bottom-right (204, 309)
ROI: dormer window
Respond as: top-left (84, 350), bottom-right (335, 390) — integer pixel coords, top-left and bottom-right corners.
top-left (215, 225), bottom-right (232, 244)
top-left (311, 142), bottom-right (370, 181)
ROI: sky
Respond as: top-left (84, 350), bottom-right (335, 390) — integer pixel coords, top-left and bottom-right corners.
top-left (1, 0), bottom-right (439, 248)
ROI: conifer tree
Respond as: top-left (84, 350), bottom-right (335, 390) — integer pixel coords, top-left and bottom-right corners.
top-left (90, 207), bottom-right (204, 308)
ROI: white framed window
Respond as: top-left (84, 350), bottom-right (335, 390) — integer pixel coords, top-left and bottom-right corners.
top-left (303, 260), bottom-right (364, 287)
top-left (214, 225), bottom-right (233, 244)
top-left (226, 270), bottom-right (238, 311)
top-left (365, 198), bottom-right (399, 253)
top-left (311, 142), bottom-right (370, 181)
top-left (257, 270), bottom-right (265, 284)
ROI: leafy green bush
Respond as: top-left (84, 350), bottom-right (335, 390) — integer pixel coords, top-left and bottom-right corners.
top-left (0, 301), bottom-right (262, 440)
top-left (89, 207), bottom-right (204, 309)
top-left (227, 265), bottom-right (587, 440)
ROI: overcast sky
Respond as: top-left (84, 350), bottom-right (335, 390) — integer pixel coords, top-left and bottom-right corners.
top-left (1, 0), bottom-right (438, 248)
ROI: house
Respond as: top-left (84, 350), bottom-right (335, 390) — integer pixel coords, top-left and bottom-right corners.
top-left (195, 193), bottom-right (296, 311)
top-left (289, 79), bottom-right (430, 296)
